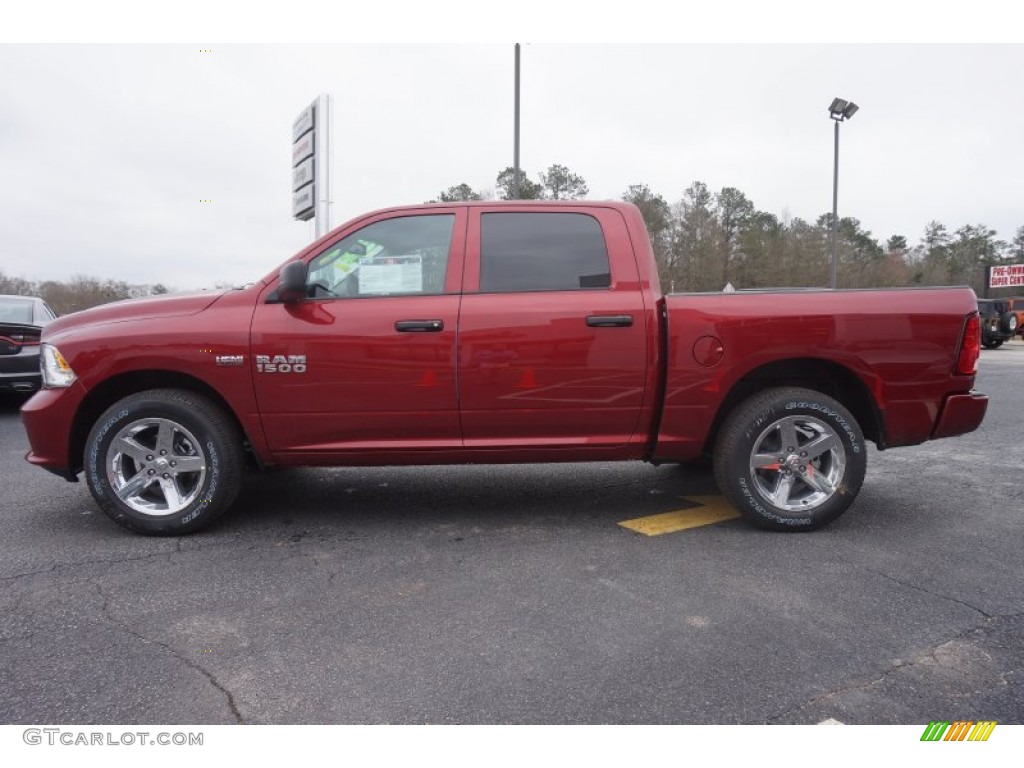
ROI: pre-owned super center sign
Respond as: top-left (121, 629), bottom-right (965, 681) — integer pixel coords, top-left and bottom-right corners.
top-left (990, 264), bottom-right (1024, 288)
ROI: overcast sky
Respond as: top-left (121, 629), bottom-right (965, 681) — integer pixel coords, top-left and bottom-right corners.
top-left (1, 43), bottom-right (1022, 289)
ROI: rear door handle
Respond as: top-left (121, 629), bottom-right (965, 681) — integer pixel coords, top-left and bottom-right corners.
top-left (586, 315), bottom-right (634, 328)
top-left (395, 319), bottom-right (444, 333)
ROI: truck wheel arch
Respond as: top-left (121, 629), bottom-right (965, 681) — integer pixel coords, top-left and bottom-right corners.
top-left (69, 370), bottom-right (259, 476)
top-left (702, 358), bottom-right (884, 457)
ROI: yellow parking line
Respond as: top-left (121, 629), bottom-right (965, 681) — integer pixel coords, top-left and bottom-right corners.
top-left (618, 495), bottom-right (740, 536)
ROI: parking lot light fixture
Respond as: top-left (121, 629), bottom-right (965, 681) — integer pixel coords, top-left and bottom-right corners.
top-left (828, 97), bottom-right (858, 289)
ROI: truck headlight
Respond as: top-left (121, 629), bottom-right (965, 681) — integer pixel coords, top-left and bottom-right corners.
top-left (40, 344), bottom-right (77, 388)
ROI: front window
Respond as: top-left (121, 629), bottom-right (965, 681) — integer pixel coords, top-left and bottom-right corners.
top-left (306, 214), bottom-right (455, 298)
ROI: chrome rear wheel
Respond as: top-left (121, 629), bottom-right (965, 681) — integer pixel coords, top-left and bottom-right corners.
top-left (714, 387), bottom-right (867, 531)
top-left (749, 414), bottom-right (846, 512)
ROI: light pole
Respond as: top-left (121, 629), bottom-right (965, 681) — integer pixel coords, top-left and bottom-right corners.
top-left (513, 43), bottom-right (521, 199)
top-left (828, 97), bottom-right (858, 289)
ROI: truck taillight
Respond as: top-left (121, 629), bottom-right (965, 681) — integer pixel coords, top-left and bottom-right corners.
top-left (956, 313), bottom-right (981, 375)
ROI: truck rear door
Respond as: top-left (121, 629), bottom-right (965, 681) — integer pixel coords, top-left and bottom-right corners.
top-left (457, 206), bottom-right (650, 451)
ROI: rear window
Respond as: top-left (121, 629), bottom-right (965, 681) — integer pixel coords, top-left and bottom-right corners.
top-left (977, 300), bottom-right (1008, 317)
top-left (479, 212), bottom-right (611, 293)
top-left (0, 299), bottom-right (34, 324)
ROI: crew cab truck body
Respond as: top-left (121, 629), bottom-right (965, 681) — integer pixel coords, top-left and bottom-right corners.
top-left (22, 201), bottom-right (987, 534)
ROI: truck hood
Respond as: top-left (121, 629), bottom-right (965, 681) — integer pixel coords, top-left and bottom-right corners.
top-left (43, 291), bottom-right (227, 339)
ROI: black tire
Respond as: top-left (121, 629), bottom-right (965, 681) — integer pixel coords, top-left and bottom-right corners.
top-left (713, 387), bottom-right (867, 531)
top-left (999, 312), bottom-right (1018, 335)
top-left (84, 389), bottom-right (244, 535)
top-left (982, 339), bottom-right (1002, 349)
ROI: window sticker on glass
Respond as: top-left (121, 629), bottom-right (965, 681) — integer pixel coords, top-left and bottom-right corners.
top-left (326, 239), bottom-right (383, 282)
top-left (358, 255), bottom-right (424, 295)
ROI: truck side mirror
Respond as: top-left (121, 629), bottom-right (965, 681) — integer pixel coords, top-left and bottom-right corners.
top-left (275, 261), bottom-right (309, 303)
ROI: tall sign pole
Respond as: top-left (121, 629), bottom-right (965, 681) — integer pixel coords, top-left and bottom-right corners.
top-left (291, 94), bottom-right (331, 239)
top-left (314, 93), bottom-right (331, 238)
top-left (513, 43), bottom-right (521, 199)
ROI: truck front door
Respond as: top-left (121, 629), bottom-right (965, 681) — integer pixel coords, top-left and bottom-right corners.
top-left (251, 209), bottom-right (466, 458)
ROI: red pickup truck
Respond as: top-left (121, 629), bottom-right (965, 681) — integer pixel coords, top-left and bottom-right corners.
top-left (22, 201), bottom-right (987, 535)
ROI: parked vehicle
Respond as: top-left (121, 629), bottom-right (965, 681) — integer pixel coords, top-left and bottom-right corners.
top-left (1004, 297), bottom-right (1024, 339)
top-left (0, 295), bottom-right (57, 394)
top-left (21, 201), bottom-right (987, 535)
top-left (977, 298), bottom-right (1018, 348)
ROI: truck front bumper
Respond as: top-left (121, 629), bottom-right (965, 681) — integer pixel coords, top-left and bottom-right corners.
top-left (20, 383), bottom-right (88, 481)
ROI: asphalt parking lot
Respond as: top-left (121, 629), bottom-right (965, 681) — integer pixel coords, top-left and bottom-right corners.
top-left (1, 344), bottom-right (1022, 725)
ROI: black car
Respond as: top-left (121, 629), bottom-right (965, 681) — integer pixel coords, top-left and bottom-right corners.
top-left (977, 298), bottom-right (1018, 349)
top-left (0, 295), bottom-right (57, 393)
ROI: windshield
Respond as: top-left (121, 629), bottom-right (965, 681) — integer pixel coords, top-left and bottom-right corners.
top-left (0, 298), bottom-right (34, 324)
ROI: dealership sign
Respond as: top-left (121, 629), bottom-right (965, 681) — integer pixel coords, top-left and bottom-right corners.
top-left (291, 101), bottom-right (316, 222)
top-left (291, 95), bottom-right (330, 232)
top-left (989, 264), bottom-right (1024, 288)
top-left (292, 184), bottom-right (315, 218)
top-left (292, 157), bottom-right (314, 192)
top-left (292, 132), bottom-right (314, 167)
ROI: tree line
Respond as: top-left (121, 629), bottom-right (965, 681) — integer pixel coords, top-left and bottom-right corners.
top-left (0, 273), bottom-right (168, 316)
top-left (432, 165), bottom-right (1024, 297)
top-left (4, 165), bottom-right (1022, 316)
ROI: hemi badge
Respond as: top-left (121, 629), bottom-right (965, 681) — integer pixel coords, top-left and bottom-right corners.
top-left (216, 355), bottom-right (245, 367)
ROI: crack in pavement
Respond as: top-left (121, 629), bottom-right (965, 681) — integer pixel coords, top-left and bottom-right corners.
top-left (0, 535), bottom-right (326, 585)
top-left (861, 567), bottom-right (995, 619)
top-left (766, 611), bottom-right (1024, 724)
top-left (0, 550), bottom-right (175, 584)
top-left (0, 564), bottom-right (60, 584)
top-left (94, 584), bottom-right (245, 724)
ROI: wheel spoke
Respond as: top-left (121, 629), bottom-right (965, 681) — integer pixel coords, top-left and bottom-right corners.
top-left (172, 456), bottom-right (205, 474)
top-left (116, 470), bottom-right (153, 502)
top-left (800, 466), bottom-right (835, 496)
top-left (155, 422), bottom-right (176, 457)
top-left (803, 433), bottom-right (838, 461)
top-left (113, 435), bottom-right (150, 464)
top-left (778, 418), bottom-right (799, 452)
top-left (158, 476), bottom-right (184, 510)
top-left (752, 452), bottom-right (782, 469)
top-left (770, 474), bottom-right (795, 506)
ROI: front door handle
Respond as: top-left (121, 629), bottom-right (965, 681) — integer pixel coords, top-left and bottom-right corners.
top-left (586, 315), bottom-right (634, 328)
top-left (395, 319), bottom-right (444, 333)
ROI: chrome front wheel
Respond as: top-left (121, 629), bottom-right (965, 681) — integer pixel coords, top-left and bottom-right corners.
top-left (106, 418), bottom-right (208, 516)
top-left (85, 389), bottom-right (243, 535)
